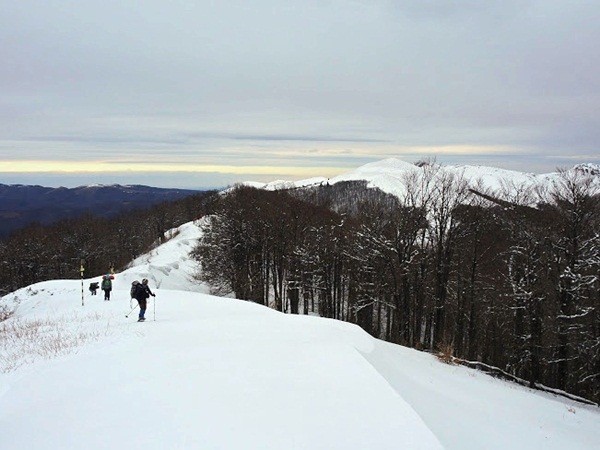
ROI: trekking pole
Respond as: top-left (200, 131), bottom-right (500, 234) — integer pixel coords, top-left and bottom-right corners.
top-left (125, 304), bottom-right (138, 318)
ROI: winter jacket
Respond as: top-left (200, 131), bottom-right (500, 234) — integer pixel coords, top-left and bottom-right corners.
top-left (135, 284), bottom-right (154, 301)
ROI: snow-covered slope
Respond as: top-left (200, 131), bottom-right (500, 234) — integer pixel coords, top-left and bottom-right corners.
top-left (1, 221), bottom-right (599, 449)
top-left (119, 220), bottom-right (210, 293)
top-left (245, 158), bottom-right (600, 201)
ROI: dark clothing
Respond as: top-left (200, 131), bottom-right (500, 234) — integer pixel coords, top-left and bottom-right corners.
top-left (89, 282), bottom-right (99, 295)
top-left (101, 275), bottom-right (113, 301)
top-left (135, 284), bottom-right (154, 319)
top-left (138, 298), bottom-right (147, 319)
top-left (134, 284), bottom-right (154, 301)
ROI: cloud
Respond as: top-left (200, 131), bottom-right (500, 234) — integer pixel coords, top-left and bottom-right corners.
top-left (0, 0), bottom-right (598, 188)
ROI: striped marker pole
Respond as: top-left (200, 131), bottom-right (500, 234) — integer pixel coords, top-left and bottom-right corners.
top-left (80, 259), bottom-right (85, 306)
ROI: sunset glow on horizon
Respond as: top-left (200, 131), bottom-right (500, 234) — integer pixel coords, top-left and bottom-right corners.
top-left (0, 160), bottom-right (349, 178)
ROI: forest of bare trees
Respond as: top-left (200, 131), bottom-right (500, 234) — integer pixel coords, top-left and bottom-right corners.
top-left (193, 169), bottom-right (600, 404)
top-left (0, 191), bottom-right (216, 296)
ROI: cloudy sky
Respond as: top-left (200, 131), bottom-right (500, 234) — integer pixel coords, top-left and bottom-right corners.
top-left (1, 0), bottom-right (598, 188)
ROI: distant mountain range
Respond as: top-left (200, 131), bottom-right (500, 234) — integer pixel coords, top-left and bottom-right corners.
top-left (248, 159), bottom-right (600, 201)
top-left (0, 184), bottom-right (201, 238)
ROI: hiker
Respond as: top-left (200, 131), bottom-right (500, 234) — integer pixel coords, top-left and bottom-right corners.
top-left (89, 282), bottom-right (99, 295)
top-left (101, 273), bottom-right (114, 301)
top-left (133, 278), bottom-right (155, 322)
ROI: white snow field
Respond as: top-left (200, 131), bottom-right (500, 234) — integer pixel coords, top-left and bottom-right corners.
top-left (1, 222), bottom-right (599, 450)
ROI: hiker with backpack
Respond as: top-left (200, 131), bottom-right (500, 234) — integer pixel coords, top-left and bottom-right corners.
top-left (101, 274), bottom-right (114, 301)
top-left (89, 282), bottom-right (99, 295)
top-left (132, 278), bottom-right (155, 322)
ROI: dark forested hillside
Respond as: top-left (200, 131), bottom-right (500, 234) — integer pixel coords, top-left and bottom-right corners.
top-left (0, 191), bottom-right (217, 296)
top-left (0, 183), bottom-right (202, 238)
top-left (193, 171), bottom-right (600, 404)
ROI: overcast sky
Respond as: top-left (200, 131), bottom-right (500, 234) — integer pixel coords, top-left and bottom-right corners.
top-left (1, 0), bottom-right (598, 188)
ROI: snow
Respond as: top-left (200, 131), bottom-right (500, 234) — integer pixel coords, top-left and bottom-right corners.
top-left (1, 221), bottom-right (599, 449)
top-left (119, 220), bottom-right (211, 293)
top-left (445, 164), bottom-right (539, 192)
top-left (292, 176), bottom-right (329, 188)
top-left (249, 158), bottom-right (600, 202)
top-left (366, 341), bottom-right (599, 450)
top-left (238, 181), bottom-right (266, 189)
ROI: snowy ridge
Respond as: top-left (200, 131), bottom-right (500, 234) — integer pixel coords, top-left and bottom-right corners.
top-left (120, 220), bottom-right (211, 293)
top-left (329, 159), bottom-right (600, 199)
top-left (244, 158), bottom-right (600, 201)
top-left (1, 221), bottom-right (599, 449)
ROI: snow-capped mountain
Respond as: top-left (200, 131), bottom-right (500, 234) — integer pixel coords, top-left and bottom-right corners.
top-left (0, 221), bottom-right (598, 449)
top-left (250, 158), bottom-right (600, 201)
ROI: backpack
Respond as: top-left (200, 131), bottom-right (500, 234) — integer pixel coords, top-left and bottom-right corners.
top-left (101, 276), bottom-right (112, 289)
top-left (130, 280), bottom-right (140, 298)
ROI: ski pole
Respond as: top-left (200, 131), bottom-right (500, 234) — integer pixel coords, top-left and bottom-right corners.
top-left (153, 294), bottom-right (156, 321)
top-left (125, 304), bottom-right (138, 318)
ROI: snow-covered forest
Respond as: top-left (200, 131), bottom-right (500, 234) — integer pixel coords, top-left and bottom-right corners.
top-left (194, 161), bottom-right (600, 403)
